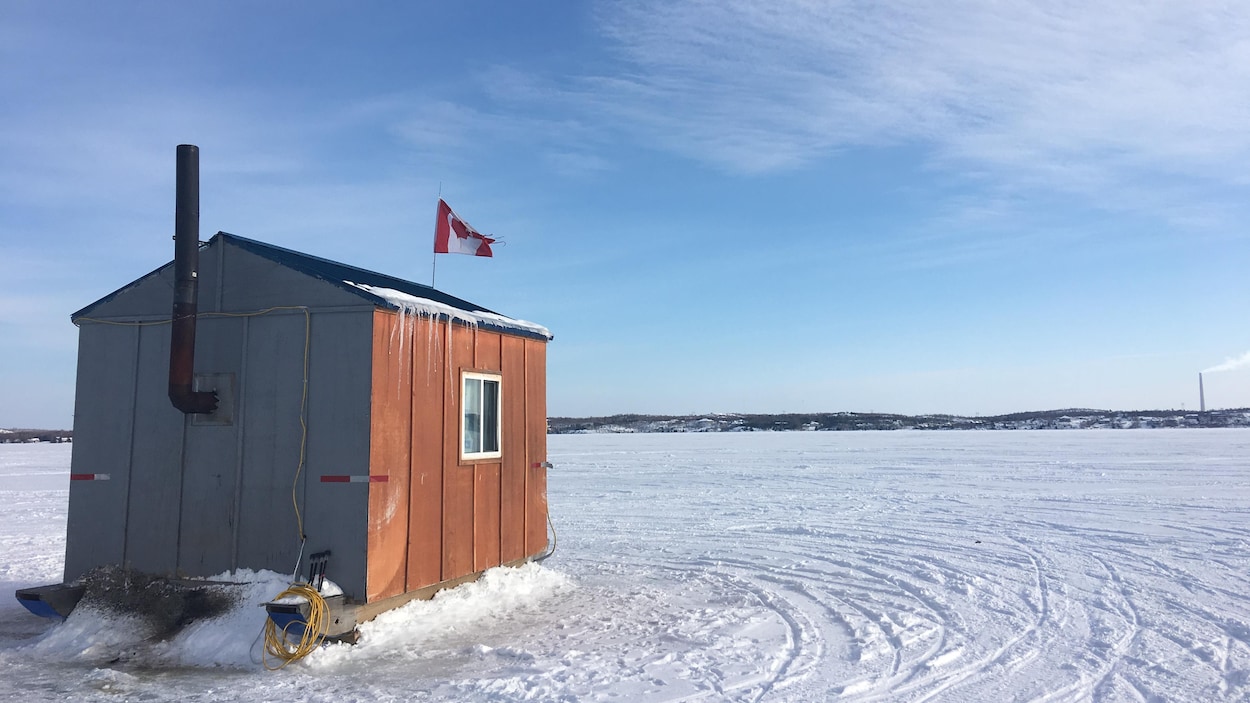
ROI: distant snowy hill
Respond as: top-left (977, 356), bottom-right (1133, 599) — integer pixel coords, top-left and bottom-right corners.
top-left (549, 408), bottom-right (1250, 433)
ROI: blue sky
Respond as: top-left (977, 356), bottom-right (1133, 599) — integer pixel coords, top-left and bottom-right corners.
top-left (3, 1), bottom-right (1249, 429)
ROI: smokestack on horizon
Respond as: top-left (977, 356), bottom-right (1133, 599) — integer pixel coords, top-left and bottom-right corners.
top-left (1199, 372), bottom-right (1206, 413)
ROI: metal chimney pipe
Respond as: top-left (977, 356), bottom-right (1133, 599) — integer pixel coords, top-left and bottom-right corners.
top-left (168, 144), bottom-right (218, 414)
top-left (1199, 372), bottom-right (1206, 414)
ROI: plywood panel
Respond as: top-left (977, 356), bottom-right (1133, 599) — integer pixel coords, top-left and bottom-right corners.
top-left (236, 312), bottom-right (310, 575)
top-left (442, 322), bottom-right (476, 579)
top-left (63, 324), bottom-right (137, 582)
top-left (124, 325), bottom-right (187, 575)
top-left (473, 463), bottom-right (502, 571)
top-left (178, 316), bottom-right (244, 577)
top-left (474, 330), bottom-right (501, 372)
top-left (471, 330), bottom-right (503, 572)
top-left (407, 316), bottom-right (444, 590)
top-left (499, 334), bottom-right (527, 563)
top-left (524, 340), bottom-right (549, 557)
top-left (367, 309), bottom-right (412, 602)
top-left (299, 311), bottom-right (374, 601)
top-left (442, 464), bottom-right (474, 579)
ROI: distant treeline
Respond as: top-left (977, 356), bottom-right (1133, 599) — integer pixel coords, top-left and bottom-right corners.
top-left (549, 408), bottom-right (1250, 434)
top-left (0, 430), bottom-right (73, 443)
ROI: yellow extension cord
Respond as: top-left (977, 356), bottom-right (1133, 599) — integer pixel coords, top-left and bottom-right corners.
top-left (262, 583), bottom-right (329, 670)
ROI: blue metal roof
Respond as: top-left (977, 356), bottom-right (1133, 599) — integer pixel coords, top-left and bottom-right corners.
top-left (73, 232), bottom-right (551, 341)
top-left (219, 232), bottom-right (484, 310)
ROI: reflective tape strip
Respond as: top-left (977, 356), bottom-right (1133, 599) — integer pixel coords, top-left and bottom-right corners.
top-left (70, 473), bottom-right (111, 481)
top-left (320, 475), bottom-right (388, 483)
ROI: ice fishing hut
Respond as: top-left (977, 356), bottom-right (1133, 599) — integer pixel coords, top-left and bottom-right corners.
top-left (17, 146), bottom-right (552, 638)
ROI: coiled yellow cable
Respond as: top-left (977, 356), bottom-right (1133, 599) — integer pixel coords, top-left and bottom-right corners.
top-left (262, 583), bottom-right (328, 670)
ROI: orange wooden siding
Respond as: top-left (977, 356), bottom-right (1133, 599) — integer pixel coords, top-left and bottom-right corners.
top-left (407, 316), bottom-right (444, 591)
top-left (471, 331), bottom-right (503, 571)
top-left (524, 339), bottom-right (549, 555)
top-left (500, 335), bottom-right (527, 563)
top-left (368, 309), bottom-right (548, 604)
top-left (367, 310), bottom-right (412, 602)
top-left (473, 465), bottom-right (502, 570)
top-left (441, 322), bottom-right (476, 580)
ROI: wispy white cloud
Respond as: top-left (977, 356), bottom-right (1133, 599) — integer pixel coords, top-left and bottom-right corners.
top-left (568, 0), bottom-right (1250, 218)
top-left (0, 89), bottom-right (312, 225)
top-left (390, 100), bottom-right (486, 151)
top-left (387, 92), bottom-right (608, 181)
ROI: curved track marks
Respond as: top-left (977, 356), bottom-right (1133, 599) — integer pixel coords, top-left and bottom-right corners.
top-left (550, 430), bottom-right (1250, 701)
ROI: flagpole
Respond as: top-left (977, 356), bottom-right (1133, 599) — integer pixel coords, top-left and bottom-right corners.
top-left (431, 183), bottom-right (442, 287)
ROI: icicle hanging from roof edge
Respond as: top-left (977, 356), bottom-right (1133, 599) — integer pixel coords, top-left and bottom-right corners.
top-left (426, 308), bottom-right (441, 383)
top-left (398, 304), bottom-right (407, 366)
top-left (403, 302), bottom-right (417, 390)
top-left (343, 280), bottom-right (551, 339)
top-left (380, 303), bottom-right (415, 399)
top-left (397, 304), bottom-right (412, 399)
top-left (346, 281), bottom-right (483, 332)
top-left (346, 280), bottom-right (483, 391)
top-left (387, 303), bottom-right (403, 358)
top-left (400, 302), bottom-right (443, 400)
top-left (445, 316), bottom-right (454, 414)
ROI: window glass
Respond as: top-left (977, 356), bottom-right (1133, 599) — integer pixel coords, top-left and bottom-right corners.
top-left (463, 377), bottom-right (482, 454)
top-left (462, 373), bottom-right (501, 459)
top-left (483, 379), bottom-right (499, 453)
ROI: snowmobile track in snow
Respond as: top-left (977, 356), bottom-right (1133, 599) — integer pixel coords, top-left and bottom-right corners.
top-left (547, 431), bottom-right (1250, 702)
top-left (4, 431), bottom-right (1250, 702)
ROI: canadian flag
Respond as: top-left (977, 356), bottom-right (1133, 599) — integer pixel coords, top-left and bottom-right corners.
top-left (434, 199), bottom-right (494, 257)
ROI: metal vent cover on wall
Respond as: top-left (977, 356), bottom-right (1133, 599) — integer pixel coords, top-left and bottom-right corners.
top-left (191, 373), bottom-right (235, 426)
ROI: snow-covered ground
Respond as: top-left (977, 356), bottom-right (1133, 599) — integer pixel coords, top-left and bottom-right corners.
top-left (2, 430), bottom-right (1250, 701)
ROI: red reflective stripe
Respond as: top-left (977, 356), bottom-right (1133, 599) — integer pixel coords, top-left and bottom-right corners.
top-left (70, 474), bottom-right (94, 481)
top-left (369, 475), bottom-right (389, 482)
top-left (320, 475), bottom-right (389, 483)
top-left (320, 475), bottom-right (350, 483)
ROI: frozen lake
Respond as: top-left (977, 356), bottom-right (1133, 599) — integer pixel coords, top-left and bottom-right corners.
top-left (2, 430), bottom-right (1249, 701)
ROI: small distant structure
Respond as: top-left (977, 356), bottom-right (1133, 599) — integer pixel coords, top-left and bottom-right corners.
top-left (18, 146), bottom-right (553, 639)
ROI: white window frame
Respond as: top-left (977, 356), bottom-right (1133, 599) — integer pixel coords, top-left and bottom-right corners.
top-left (461, 371), bottom-right (502, 460)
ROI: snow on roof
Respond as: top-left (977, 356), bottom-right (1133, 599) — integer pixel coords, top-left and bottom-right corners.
top-left (223, 233), bottom-right (551, 341)
top-left (345, 282), bottom-right (551, 339)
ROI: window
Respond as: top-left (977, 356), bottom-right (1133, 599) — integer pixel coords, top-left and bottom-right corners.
top-left (462, 372), bottom-right (501, 459)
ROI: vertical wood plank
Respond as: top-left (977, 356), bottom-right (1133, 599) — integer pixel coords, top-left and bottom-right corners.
top-left (472, 330), bottom-right (503, 570)
top-left (407, 316), bottom-right (444, 589)
top-left (475, 330), bottom-right (501, 371)
top-left (500, 334), bottom-right (527, 563)
top-left (524, 339), bottom-right (549, 557)
top-left (442, 321), bottom-right (476, 579)
top-left (473, 463), bottom-right (502, 570)
top-left (367, 309), bottom-right (411, 601)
